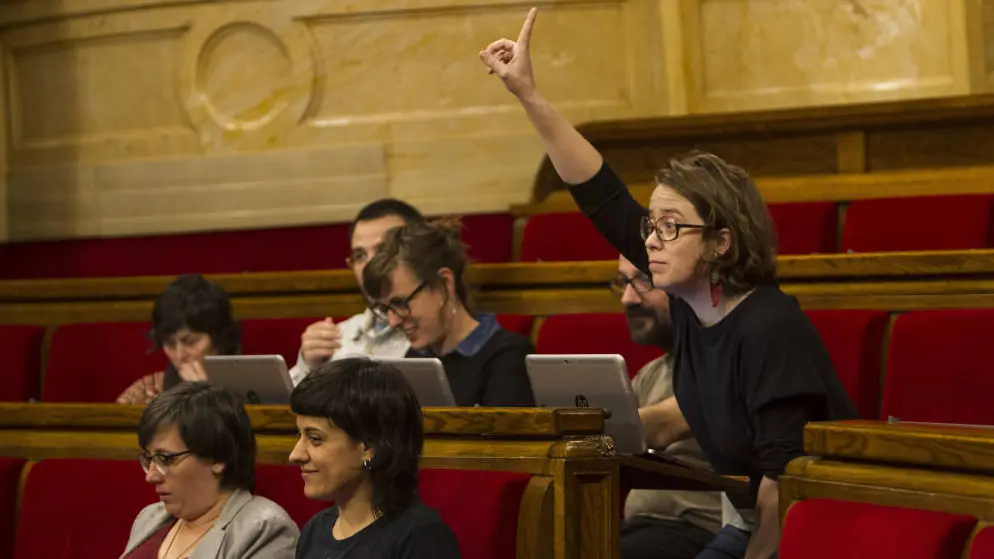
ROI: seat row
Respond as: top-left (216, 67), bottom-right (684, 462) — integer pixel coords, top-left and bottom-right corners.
top-left (0, 457), bottom-right (530, 559)
top-left (3, 193), bottom-right (994, 279)
top-left (4, 308), bottom-right (994, 427)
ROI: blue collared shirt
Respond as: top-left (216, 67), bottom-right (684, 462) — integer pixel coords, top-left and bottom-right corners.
top-left (413, 312), bottom-right (501, 358)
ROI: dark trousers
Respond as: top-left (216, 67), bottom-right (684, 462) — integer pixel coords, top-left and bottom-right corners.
top-left (620, 516), bottom-right (716, 559)
top-left (694, 525), bottom-right (777, 559)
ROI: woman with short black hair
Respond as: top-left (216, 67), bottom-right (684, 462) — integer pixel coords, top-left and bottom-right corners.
top-left (290, 357), bottom-right (461, 559)
top-left (121, 382), bottom-right (297, 558)
top-left (118, 274), bottom-right (242, 405)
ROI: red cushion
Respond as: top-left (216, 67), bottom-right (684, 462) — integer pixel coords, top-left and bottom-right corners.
top-left (0, 458), bottom-right (25, 559)
top-left (14, 459), bottom-right (157, 559)
top-left (519, 213), bottom-right (618, 262)
top-left (805, 310), bottom-right (889, 419)
top-left (461, 214), bottom-right (514, 264)
top-left (43, 322), bottom-right (168, 403)
top-left (254, 464), bottom-right (329, 529)
top-left (0, 325), bottom-right (45, 401)
top-left (496, 314), bottom-right (535, 339)
top-left (882, 309), bottom-right (994, 424)
top-left (535, 314), bottom-right (664, 377)
top-left (779, 498), bottom-right (976, 559)
top-left (969, 525), bottom-right (994, 558)
top-left (241, 317), bottom-right (330, 365)
top-left (767, 202), bottom-right (837, 254)
top-left (842, 195), bottom-right (994, 252)
top-left (420, 469), bottom-right (530, 559)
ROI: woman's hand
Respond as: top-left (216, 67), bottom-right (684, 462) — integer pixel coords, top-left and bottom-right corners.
top-left (178, 360), bottom-right (209, 382)
top-left (479, 7), bottom-right (538, 99)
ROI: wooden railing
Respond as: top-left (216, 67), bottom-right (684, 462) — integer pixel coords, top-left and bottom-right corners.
top-left (3, 250), bottom-right (994, 325)
top-left (780, 420), bottom-right (994, 529)
top-left (0, 404), bottom-right (745, 559)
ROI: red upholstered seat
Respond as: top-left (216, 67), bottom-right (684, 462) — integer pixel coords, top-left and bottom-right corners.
top-left (461, 214), bottom-right (514, 263)
top-left (968, 525), bottom-right (994, 558)
top-left (496, 314), bottom-right (535, 339)
top-left (0, 458), bottom-right (25, 559)
top-left (881, 309), bottom-right (994, 424)
top-left (535, 314), bottom-right (664, 377)
top-left (254, 464), bottom-right (329, 529)
top-left (0, 325), bottom-right (45, 401)
top-left (420, 469), bottom-right (531, 559)
top-left (842, 194), bottom-right (994, 252)
top-left (241, 317), bottom-right (330, 365)
top-left (805, 310), bottom-right (889, 419)
top-left (767, 201), bottom-right (838, 254)
top-left (779, 498), bottom-right (976, 559)
top-left (14, 459), bottom-right (157, 559)
top-left (43, 322), bottom-right (168, 403)
top-left (520, 212), bottom-right (618, 262)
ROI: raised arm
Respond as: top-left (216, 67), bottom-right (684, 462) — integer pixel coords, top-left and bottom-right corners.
top-left (478, 8), bottom-right (602, 185)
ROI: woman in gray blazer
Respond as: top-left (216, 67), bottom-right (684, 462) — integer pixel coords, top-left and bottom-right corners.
top-left (120, 382), bottom-right (298, 559)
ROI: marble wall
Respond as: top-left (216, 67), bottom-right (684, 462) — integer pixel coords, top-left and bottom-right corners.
top-left (0, 0), bottom-right (989, 241)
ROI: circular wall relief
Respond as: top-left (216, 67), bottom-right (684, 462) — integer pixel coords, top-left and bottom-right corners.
top-left (196, 22), bottom-right (292, 130)
top-left (180, 15), bottom-right (317, 145)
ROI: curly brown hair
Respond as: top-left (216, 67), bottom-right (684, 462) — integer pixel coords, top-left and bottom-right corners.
top-left (655, 151), bottom-right (778, 296)
top-left (362, 217), bottom-right (473, 309)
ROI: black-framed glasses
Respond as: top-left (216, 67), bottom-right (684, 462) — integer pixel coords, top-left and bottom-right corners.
top-left (139, 450), bottom-right (194, 476)
top-left (370, 282), bottom-right (428, 321)
top-left (610, 273), bottom-right (653, 295)
top-left (640, 215), bottom-right (704, 242)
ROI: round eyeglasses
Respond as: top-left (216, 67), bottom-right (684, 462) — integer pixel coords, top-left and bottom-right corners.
top-left (610, 274), bottom-right (653, 295)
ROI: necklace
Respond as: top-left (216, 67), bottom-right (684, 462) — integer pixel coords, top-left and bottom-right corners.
top-left (161, 519), bottom-right (213, 559)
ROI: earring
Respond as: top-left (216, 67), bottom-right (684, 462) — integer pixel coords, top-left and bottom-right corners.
top-left (709, 271), bottom-right (722, 308)
top-left (362, 458), bottom-right (372, 471)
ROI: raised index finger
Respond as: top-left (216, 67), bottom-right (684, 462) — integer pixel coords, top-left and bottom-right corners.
top-left (517, 7), bottom-right (538, 50)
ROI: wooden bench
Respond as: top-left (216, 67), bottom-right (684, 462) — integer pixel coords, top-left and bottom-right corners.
top-left (0, 404), bottom-right (744, 559)
top-left (3, 250), bottom-right (994, 326)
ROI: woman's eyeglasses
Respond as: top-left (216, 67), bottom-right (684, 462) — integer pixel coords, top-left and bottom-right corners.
top-left (640, 215), bottom-right (704, 242)
top-left (370, 282), bottom-right (429, 321)
top-left (139, 450), bottom-right (193, 476)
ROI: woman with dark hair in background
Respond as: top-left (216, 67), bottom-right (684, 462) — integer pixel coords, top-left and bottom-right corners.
top-left (362, 219), bottom-right (535, 407)
top-left (121, 382), bottom-right (297, 558)
top-left (290, 357), bottom-right (461, 559)
top-left (117, 274), bottom-right (241, 405)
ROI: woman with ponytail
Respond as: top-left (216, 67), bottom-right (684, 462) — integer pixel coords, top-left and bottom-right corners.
top-left (362, 218), bottom-right (535, 407)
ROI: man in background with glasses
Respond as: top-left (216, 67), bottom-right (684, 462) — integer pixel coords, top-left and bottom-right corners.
top-left (613, 255), bottom-right (722, 559)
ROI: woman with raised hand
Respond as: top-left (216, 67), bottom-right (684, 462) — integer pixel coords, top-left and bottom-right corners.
top-left (479, 10), bottom-right (857, 558)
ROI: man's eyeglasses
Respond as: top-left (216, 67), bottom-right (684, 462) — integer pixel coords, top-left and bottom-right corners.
top-left (370, 282), bottom-right (428, 321)
top-left (139, 450), bottom-right (194, 476)
top-left (610, 274), bottom-right (653, 295)
top-left (640, 216), bottom-right (704, 242)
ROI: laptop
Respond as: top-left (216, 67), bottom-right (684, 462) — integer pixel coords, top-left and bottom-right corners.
top-left (526, 354), bottom-right (648, 455)
top-left (372, 357), bottom-right (457, 407)
top-left (202, 355), bottom-right (294, 405)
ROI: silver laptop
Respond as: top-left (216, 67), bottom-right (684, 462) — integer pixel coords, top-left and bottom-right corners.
top-left (202, 355), bottom-right (293, 405)
top-left (372, 357), bottom-right (457, 407)
top-left (526, 354), bottom-right (647, 455)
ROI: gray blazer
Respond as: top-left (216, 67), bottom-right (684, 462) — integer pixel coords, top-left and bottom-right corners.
top-left (120, 489), bottom-right (298, 559)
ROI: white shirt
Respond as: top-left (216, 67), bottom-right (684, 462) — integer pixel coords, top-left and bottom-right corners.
top-left (288, 309), bottom-right (411, 386)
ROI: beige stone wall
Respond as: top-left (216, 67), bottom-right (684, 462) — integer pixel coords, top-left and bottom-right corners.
top-left (0, 0), bottom-right (989, 242)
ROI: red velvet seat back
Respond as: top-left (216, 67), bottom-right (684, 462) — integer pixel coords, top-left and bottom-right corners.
top-left (43, 322), bottom-right (168, 403)
top-left (520, 212), bottom-right (619, 262)
top-left (14, 459), bottom-right (157, 559)
top-left (779, 498), bottom-right (976, 559)
top-left (805, 310), bottom-right (889, 419)
top-left (767, 201), bottom-right (838, 254)
top-left (420, 469), bottom-right (531, 559)
top-left (535, 314), bottom-right (664, 378)
top-left (241, 317), bottom-right (328, 365)
top-left (0, 458), bottom-right (25, 559)
top-left (461, 214), bottom-right (515, 263)
top-left (842, 194), bottom-right (994, 252)
top-left (496, 314), bottom-right (535, 339)
top-left (968, 525), bottom-right (994, 558)
top-left (882, 309), bottom-right (994, 424)
top-left (0, 325), bottom-right (46, 401)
